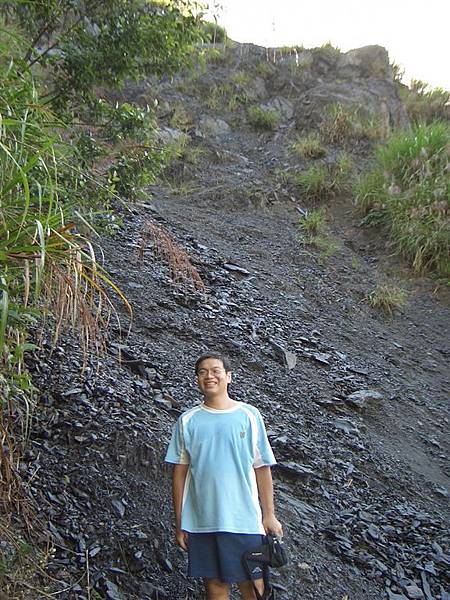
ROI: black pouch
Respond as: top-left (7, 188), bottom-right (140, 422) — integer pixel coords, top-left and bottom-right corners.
top-left (241, 534), bottom-right (288, 600)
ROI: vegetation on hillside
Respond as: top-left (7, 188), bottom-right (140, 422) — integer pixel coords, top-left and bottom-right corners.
top-left (0, 0), bottom-right (204, 517)
top-left (355, 122), bottom-right (450, 279)
top-left (400, 80), bottom-right (450, 124)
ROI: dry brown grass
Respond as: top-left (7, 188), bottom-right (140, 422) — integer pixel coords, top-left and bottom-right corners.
top-left (140, 221), bottom-right (205, 291)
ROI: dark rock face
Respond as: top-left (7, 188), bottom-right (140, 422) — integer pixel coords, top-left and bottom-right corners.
top-left (3, 39), bottom-right (449, 600)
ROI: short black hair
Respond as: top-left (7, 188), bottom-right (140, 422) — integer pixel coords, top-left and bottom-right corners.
top-left (195, 352), bottom-right (232, 375)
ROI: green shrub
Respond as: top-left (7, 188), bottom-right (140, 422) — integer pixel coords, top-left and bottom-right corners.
top-left (291, 133), bottom-right (326, 159)
top-left (354, 122), bottom-right (450, 278)
top-left (247, 106), bottom-right (280, 130)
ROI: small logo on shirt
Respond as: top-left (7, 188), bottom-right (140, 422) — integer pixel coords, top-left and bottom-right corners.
top-left (240, 430), bottom-right (246, 438)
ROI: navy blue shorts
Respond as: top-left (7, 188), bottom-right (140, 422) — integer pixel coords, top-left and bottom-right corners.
top-left (187, 532), bottom-right (265, 583)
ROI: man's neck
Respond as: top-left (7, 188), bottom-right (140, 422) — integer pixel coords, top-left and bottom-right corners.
top-left (203, 394), bottom-right (236, 410)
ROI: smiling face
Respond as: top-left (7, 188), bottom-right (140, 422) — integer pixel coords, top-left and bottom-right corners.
top-left (196, 357), bottom-right (232, 399)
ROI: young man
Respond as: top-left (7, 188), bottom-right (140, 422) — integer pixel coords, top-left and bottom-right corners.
top-left (165, 352), bottom-right (282, 600)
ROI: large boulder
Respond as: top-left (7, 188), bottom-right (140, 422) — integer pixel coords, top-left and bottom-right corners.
top-left (337, 45), bottom-right (392, 79)
top-left (294, 79), bottom-right (409, 132)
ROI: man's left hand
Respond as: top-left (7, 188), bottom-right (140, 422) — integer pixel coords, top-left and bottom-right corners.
top-left (262, 514), bottom-right (283, 537)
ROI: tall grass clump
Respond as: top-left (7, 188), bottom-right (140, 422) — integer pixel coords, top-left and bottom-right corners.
top-left (355, 122), bottom-right (450, 278)
top-left (400, 80), bottom-right (450, 124)
top-left (295, 166), bottom-right (330, 201)
top-left (0, 28), bottom-right (129, 512)
top-left (295, 157), bottom-right (354, 202)
top-left (366, 284), bottom-right (407, 315)
top-left (297, 209), bottom-right (339, 259)
top-left (248, 106), bottom-right (280, 130)
top-left (291, 133), bottom-right (326, 159)
top-left (324, 103), bottom-right (388, 143)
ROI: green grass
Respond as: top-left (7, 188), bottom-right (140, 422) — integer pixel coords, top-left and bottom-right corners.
top-left (400, 80), bottom-right (450, 124)
top-left (324, 103), bottom-right (388, 143)
top-left (291, 133), bottom-right (326, 159)
top-left (294, 156), bottom-right (355, 202)
top-left (205, 81), bottom-right (251, 112)
top-left (0, 24), bottom-right (132, 510)
top-left (255, 60), bottom-right (276, 78)
top-left (297, 209), bottom-right (339, 260)
top-left (308, 235), bottom-right (340, 259)
top-left (366, 284), bottom-right (407, 315)
top-left (354, 122), bottom-right (450, 278)
top-left (247, 106), bottom-right (280, 130)
top-left (298, 209), bottom-right (326, 235)
top-left (229, 70), bottom-right (251, 87)
top-left (200, 20), bottom-right (228, 44)
top-left (294, 166), bottom-right (331, 201)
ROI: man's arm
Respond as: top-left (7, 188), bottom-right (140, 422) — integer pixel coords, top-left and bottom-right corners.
top-left (255, 466), bottom-right (283, 536)
top-left (172, 463), bottom-right (189, 550)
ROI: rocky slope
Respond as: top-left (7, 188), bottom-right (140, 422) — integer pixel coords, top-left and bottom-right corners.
top-left (4, 42), bottom-right (449, 600)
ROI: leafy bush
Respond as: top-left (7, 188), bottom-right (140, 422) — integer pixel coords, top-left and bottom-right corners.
top-left (248, 106), bottom-right (280, 130)
top-left (199, 46), bottom-right (230, 66)
top-left (1, 0), bottom-right (202, 107)
top-left (354, 122), bottom-right (450, 278)
top-left (0, 1), bottom-right (202, 509)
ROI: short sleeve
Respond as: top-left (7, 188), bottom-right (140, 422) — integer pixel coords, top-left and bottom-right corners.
top-left (253, 410), bottom-right (276, 468)
top-left (165, 417), bottom-right (190, 464)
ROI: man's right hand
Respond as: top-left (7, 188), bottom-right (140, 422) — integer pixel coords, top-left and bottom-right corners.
top-left (176, 529), bottom-right (188, 551)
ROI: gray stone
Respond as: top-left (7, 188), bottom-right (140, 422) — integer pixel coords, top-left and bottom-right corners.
top-left (337, 45), bottom-right (391, 79)
top-left (264, 96), bottom-right (294, 120)
top-left (199, 116), bottom-right (230, 137)
top-left (404, 584), bottom-right (424, 599)
top-left (157, 127), bottom-right (187, 145)
top-left (333, 418), bottom-right (360, 435)
top-left (345, 389), bottom-right (384, 409)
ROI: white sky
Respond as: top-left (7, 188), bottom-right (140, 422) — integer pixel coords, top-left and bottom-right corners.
top-left (204, 0), bottom-right (450, 90)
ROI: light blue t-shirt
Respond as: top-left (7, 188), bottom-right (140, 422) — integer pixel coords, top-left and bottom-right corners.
top-left (165, 401), bottom-right (276, 534)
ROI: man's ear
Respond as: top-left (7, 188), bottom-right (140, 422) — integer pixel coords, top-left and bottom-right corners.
top-left (227, 372), bottom-right (232, 383)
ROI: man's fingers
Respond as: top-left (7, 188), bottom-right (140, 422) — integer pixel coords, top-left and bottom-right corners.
top-left (177, 532), bottom-right (188, 551)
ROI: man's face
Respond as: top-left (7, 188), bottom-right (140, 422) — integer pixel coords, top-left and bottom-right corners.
top-left (196, 358), bottom-right (231, 396)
